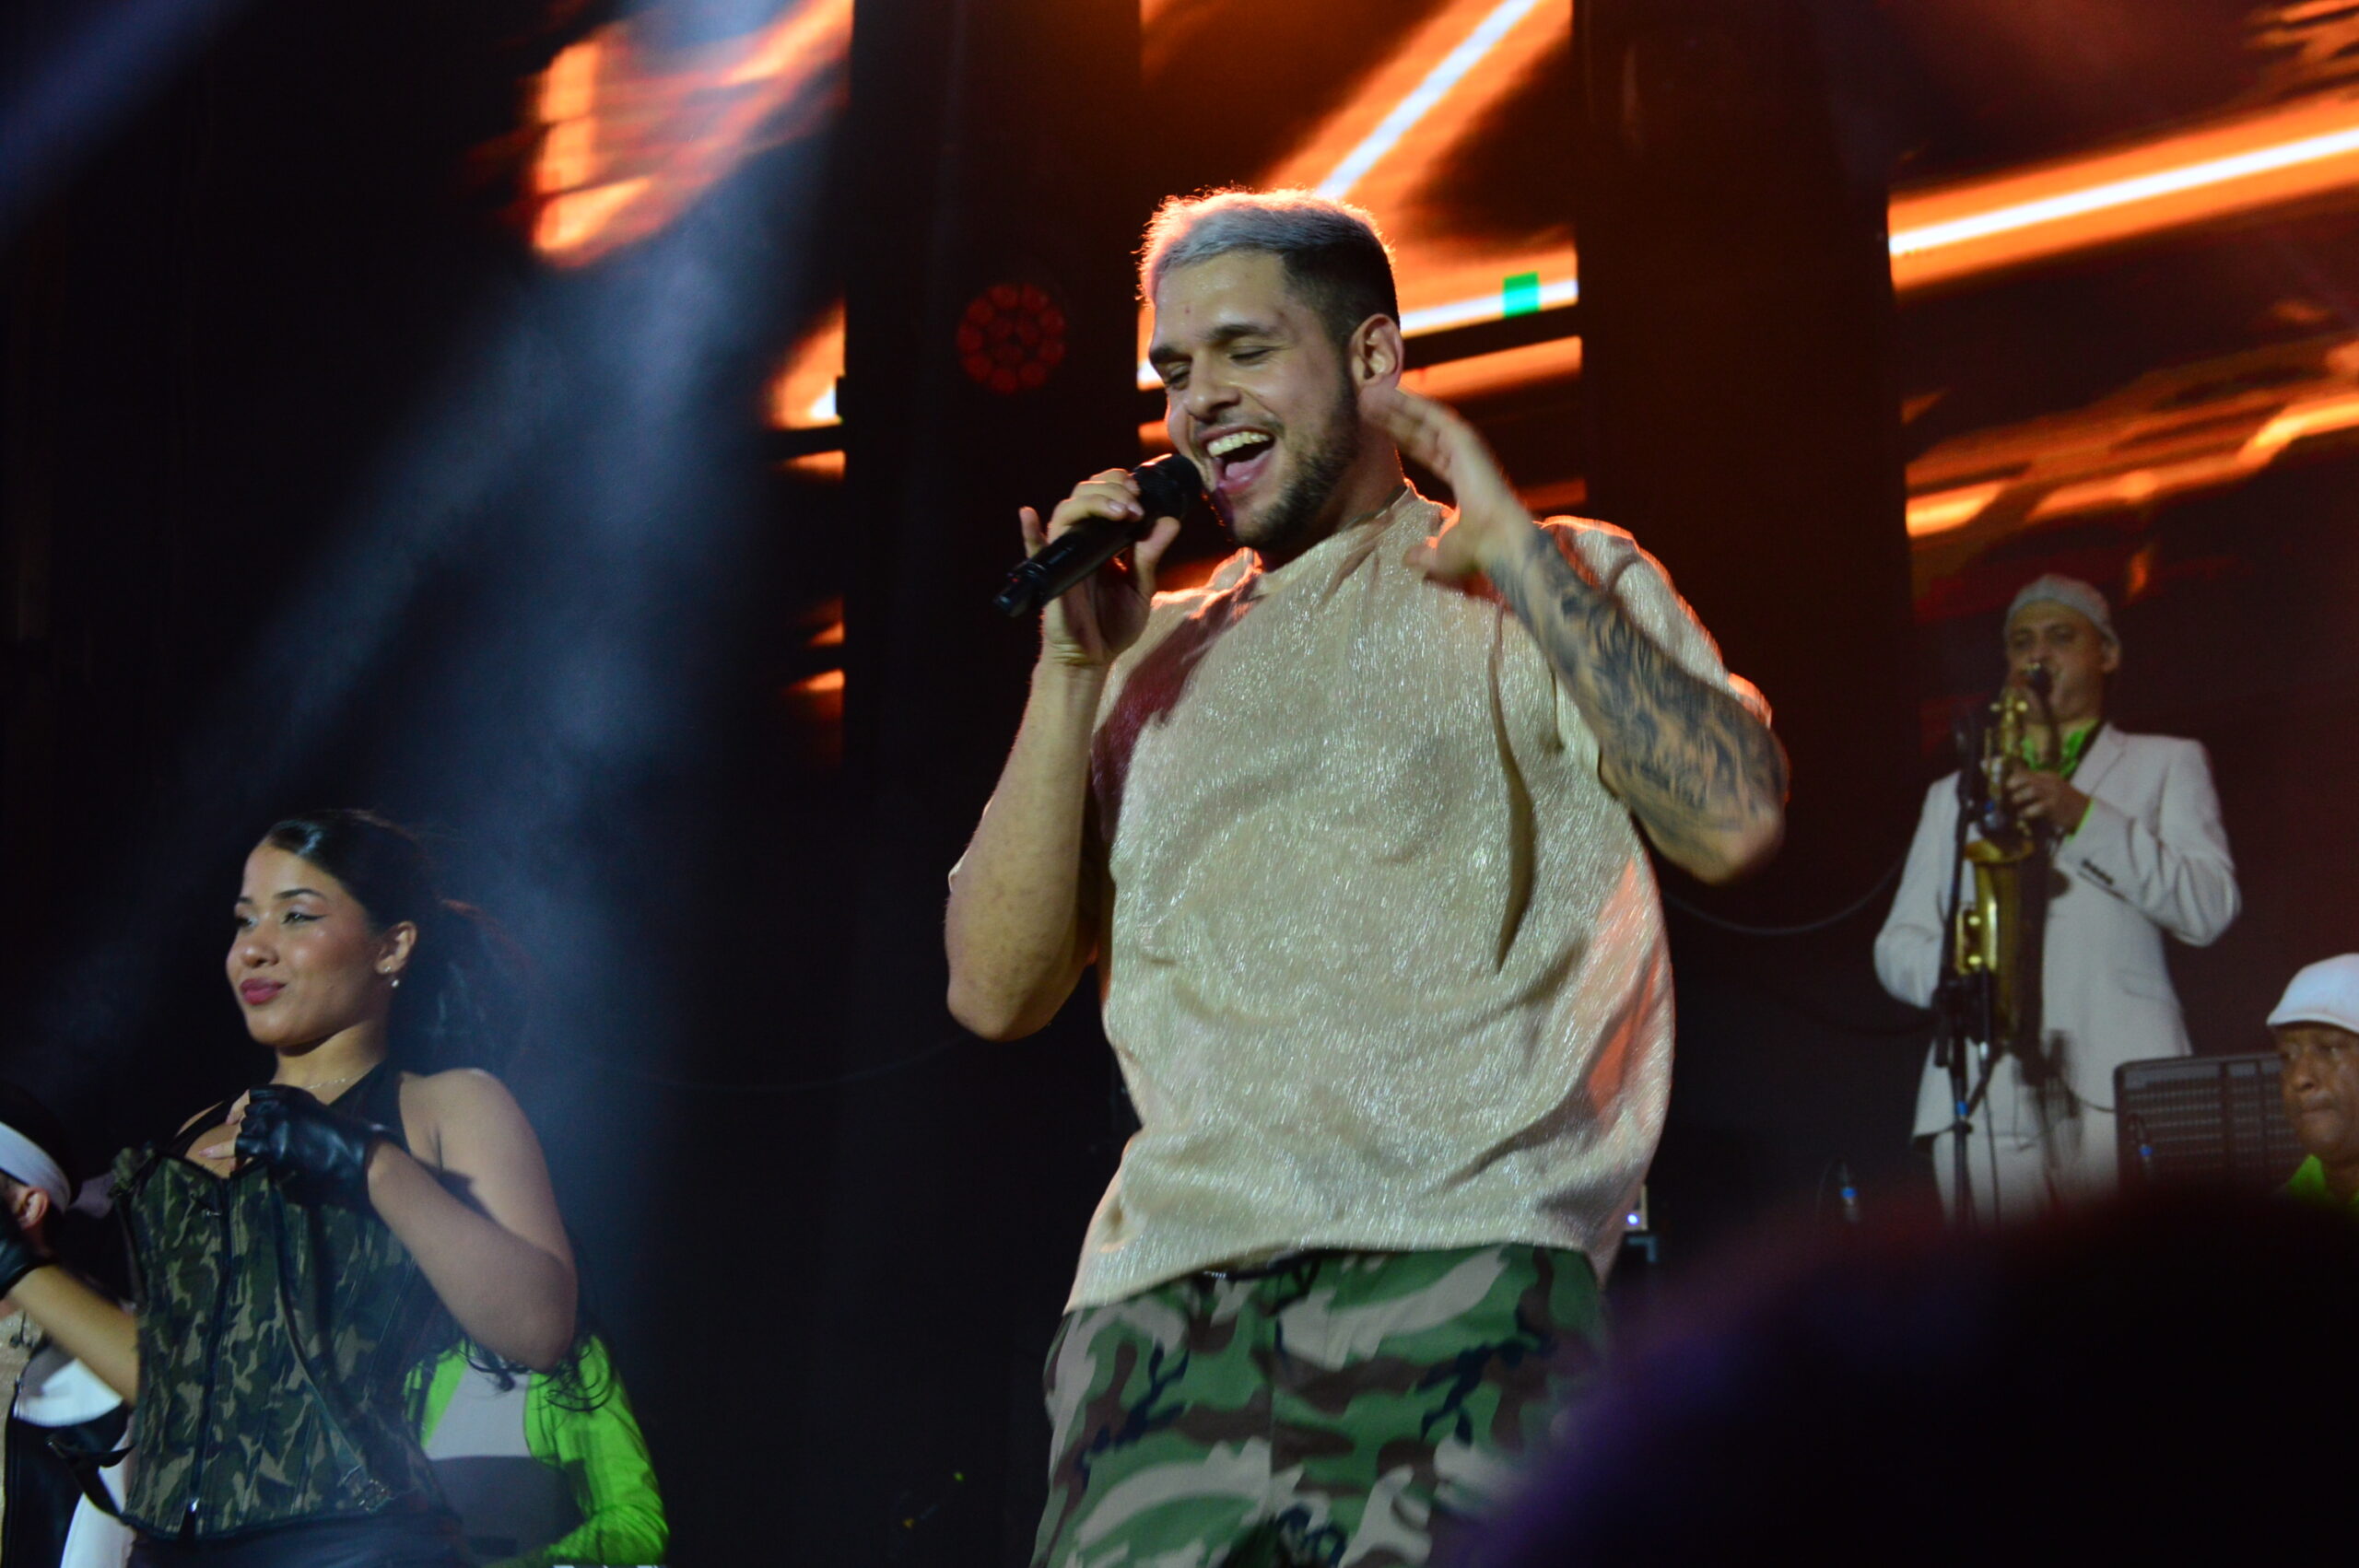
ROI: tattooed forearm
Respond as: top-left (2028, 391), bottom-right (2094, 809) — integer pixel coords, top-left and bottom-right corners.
top-left (1491, 526), bottom-right (1788, 880)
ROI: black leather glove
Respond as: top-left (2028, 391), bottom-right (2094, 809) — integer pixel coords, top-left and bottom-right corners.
top-left (0, 1200), bottom-right (45, 1297)
top-left (235, 1086), bottom-right (391, 1205)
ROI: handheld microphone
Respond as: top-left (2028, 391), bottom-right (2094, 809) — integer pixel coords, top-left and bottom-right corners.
top-left (992, 454), bottom-right (1204, 619)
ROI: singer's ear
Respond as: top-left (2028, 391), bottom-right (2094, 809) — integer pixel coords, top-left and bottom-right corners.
top-left (2098, 639), bottom-right (2121, 676)
top-left (1348, 313), bottom-right (1404, 390)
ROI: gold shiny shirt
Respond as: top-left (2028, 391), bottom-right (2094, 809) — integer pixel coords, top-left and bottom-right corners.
top-left (1072, 496), bottom-right (1764, 1309)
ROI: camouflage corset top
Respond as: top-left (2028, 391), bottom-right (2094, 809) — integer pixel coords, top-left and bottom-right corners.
top-left (111, 1064), bottom-right (452, 1539)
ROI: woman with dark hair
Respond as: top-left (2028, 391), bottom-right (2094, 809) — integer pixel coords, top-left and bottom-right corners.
top-left (0, 810), bottom-right (577, 1568)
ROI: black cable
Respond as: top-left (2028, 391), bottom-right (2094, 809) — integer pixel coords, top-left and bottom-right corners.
top-left (577, 1036), bottom-right (968, 1095)
top-left (1663, 854), bottom-right (1905, 938)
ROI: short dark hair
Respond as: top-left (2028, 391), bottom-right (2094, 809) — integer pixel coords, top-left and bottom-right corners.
top-left (1140, 188), bottom-right (1400, 349)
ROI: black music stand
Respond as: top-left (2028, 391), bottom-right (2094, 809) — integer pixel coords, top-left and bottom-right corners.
top-left (2117, 1053), bottom-right (2304, 1194)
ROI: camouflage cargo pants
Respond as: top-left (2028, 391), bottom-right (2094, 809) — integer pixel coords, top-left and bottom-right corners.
top-left (1032, 1244), bottom-right (1602, 1568)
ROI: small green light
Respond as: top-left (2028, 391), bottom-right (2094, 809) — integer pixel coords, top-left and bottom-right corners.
top-left (1502, 272), bottom-right (1541, 318)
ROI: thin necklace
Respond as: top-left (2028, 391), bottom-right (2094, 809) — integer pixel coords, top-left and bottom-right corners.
top-left (278, 1066), bottom-right (371, 1097)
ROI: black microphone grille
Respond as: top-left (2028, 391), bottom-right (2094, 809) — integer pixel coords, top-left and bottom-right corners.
top-left (1135, 453), bottom-right (1204, 524)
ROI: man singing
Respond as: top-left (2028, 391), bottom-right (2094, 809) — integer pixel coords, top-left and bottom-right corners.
top-left (945, 190), bottom-right (1785, 1566)
top-left (1875, 576), bottom-right (2239, 1223)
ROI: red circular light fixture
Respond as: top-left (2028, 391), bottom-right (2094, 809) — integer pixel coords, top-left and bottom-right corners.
top-left (957, 283), bottom-right (1067, 395)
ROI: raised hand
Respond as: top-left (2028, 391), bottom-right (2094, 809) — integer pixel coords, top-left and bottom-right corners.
top-left (1365, 385), bottom-right (1541, 583)
top-left (1023, 469), bottom-right (1184, 669)
top-left (1367, 383), bottom-right (1785, 883)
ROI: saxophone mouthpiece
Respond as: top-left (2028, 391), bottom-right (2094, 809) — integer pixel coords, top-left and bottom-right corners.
top-left (2025, 664), bottom-right (2053, 700)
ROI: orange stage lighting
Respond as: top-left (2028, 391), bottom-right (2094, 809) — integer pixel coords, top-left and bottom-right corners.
top-left (531, 0), bottom-right (850, 267)
top-left (1133, 0), bottom-right (1577, 388)
top-left (1905, 335), bottom-right (2359, 543)
top-left (757, 0), bottom-right (2359, 597)
top-left (1301, 79), bottom-right (2359, 361)
top-left (1271, 0), bottom-right (1570, 310)
top-left (780, 0), bottom-right (1583, 425)
top-left (1889, 89), bottom-right (2359, 293)
top-left (1405, 333), bottom-right (1583, 404)
top-left (771, 302), bottom-right (843, 429)
top-left (782, 451), bottom-right (846, 480)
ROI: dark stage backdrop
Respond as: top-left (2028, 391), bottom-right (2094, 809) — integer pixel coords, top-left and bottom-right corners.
top-left (0, 1), bottom-right (863, 1562)
top-left (9, 2), bottom-right (2359, 1564)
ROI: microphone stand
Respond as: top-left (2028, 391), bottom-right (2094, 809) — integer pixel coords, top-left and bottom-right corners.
top-left (1931, 719), bottom-right (1987, 1230)
top-left (1933, 671), bottom-right (2060, 1230)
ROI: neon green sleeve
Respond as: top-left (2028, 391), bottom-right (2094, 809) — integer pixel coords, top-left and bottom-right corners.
top-left (488, 1338), bottom-right (670, 1568)
top-left (411, 1347), bottom-right (466, 1447)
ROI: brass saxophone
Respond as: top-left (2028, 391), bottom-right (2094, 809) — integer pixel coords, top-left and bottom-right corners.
top-left (1954, 675), bottom-right (2055, 1052)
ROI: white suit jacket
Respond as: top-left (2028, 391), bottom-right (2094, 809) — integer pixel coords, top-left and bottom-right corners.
top-left (1875, 725), bottom-right (2239, 1138)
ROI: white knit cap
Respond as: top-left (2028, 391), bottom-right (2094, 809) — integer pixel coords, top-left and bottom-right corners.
top-left (2269, 955), bottom-right (2359, 1036)
top-left (2006, 574), bottom-right (2118, 648)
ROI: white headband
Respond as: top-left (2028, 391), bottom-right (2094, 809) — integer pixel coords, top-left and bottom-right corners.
top-left (0, 1122), bottom-right (72, 1212)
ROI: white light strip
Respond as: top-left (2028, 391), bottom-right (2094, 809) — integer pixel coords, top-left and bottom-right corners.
top-left (1398, 275), bottom-right (1578, 335)
top-left (1132, 275), bottom-right (1579, 390)
top-left (1890, 123), bottom-right (2359, 257)
top-left (1314, 0), bottom-right (1546, 201)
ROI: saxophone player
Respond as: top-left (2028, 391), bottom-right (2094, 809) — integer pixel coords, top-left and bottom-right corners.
top-left (1875, 576), bottom-right (2240, 1222)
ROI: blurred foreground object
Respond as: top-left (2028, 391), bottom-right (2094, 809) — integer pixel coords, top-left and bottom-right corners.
top-left (1471, 1191), bottom-right (2359, 1565)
